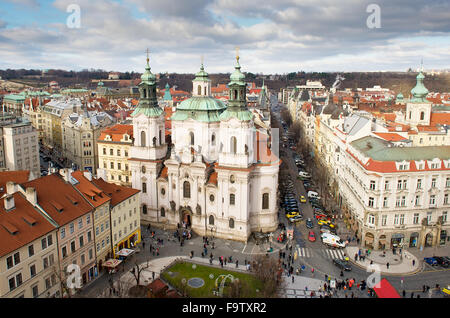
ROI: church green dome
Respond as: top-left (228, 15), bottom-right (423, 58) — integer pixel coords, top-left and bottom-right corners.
top-left (171, 97), bottom-right (226, 122)
top-left (410, 72), bottom-right (429, 102)
top-left (194, 64), bottom-right (210, 82)
top-left (141, 59), bottom-right (156, 85)
top-left (229, 57), bottom-right (245, 86)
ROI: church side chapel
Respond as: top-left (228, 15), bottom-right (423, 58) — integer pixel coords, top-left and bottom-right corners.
top-left (129, 50), bottom-right (280, 242)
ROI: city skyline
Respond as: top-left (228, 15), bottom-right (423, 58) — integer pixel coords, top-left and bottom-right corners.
top-left (0, 0), bottom-right (449, 73)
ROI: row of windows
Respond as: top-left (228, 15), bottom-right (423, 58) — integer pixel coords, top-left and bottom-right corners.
top-left (369, 177), bottom-right (450, 191)
top-left (102, 148), bottom-right (128, 157)
top-left (104, 161), bottom-right (128, 170)
top-left (6, 235), bottom-right (53, 270)
top-left (61, 232), bottom-right (92, 258)
top-left (367, 211), bottom-right (447, 226)
top-left (369, 193), bottom-right (450, 208)
top-left (60, 215), bottom-right (91, 239)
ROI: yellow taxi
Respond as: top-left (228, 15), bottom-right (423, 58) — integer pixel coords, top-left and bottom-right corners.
top-left (286, 212), bottom-right (300, 218)
top-left (318, 219), bottom-right (335, 228)
top-left (299, 195), bottom-right (307, 203)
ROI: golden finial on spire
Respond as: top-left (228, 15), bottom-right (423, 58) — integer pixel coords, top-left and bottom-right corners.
top-left (235, 46), bottom-right (240, 62)
top-left (145, 48), bottom-right (150, 64)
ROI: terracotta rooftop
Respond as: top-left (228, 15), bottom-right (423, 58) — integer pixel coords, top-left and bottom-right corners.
top-left (91, 177), bottom-right (140, 207)
top-left (98, 124), bottom-right (133, 142)
top-left (0, 171), bottom-right (30, 196)
top-left (71, 171), bottom-right (111, 208)
top-left (21, 174), bottom-right (94, 226)
top-left (373, 132), bottom-right (408, 142)
top-left (0, 192), bottom-right (55, 257)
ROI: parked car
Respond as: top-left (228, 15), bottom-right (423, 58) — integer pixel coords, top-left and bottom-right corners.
top-left (308, 191), bottom-right (320, 200)
top-left (433, 256), bottom-right (449, 268)
top-left (286, 212), bottom-right (300, 218)
top-left (306, 218), bottom-right (314, 229)
top-left (333, 259), bottom-right (352, 271)
top-left (424, 257), bottom-right (438, 266)
top-left (308, 231), bottom-right (316, 242)
top-left (299, 171), bottom-right (311, 178)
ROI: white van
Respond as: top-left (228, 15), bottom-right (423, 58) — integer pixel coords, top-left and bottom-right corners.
top-left (299, 171), bottom-right (311, 178)
top-left (321, 233), bottom-right (346, 248)
top-left (307, 191), bottom-right (320, 199)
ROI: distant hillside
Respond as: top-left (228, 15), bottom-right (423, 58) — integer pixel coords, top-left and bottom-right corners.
top-left (1, 69), bottom-right (448, 94)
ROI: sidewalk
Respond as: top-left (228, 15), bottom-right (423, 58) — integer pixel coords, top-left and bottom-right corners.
top-left (345, 246), bottom-right (420, 275)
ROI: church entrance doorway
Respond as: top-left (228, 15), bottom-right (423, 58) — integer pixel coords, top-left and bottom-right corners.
top-left (182, 210), bottom-right (192, 228)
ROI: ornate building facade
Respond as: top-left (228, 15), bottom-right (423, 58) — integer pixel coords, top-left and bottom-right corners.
top-left (130, 54), bottom-right (280, 242)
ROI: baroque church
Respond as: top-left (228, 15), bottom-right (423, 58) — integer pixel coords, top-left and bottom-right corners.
top-left (129, 53), bottom-right (280, 242)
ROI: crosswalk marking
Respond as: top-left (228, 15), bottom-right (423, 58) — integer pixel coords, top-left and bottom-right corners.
top-left (295, 247), bottom-right (345, 260)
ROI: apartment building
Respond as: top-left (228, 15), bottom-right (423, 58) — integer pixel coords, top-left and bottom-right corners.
top-left (40, 98), bottom-right (82, 151)
top-left (0, 190), bottom-right (60, 298)
top-left (337, 135), bottom-right (450, 250)
top-left (70, 171), bottom-right (112, 270)
top-left (61, 112), bottom-right (114, 173)
top-left (0, 113), bottom-right (40, 178)
top-left (96, 124), bottom-right (133, 187)
top-left (91, 177), bottom-right (140, 257)
top-left (21, 173), bottom-right (97, 297)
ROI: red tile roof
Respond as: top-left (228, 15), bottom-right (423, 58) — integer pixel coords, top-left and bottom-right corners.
top-left (98, 124), bottom-right (133, 142)
top-left (0, 192), bottom-right (56, 257)
top-left (21, 174), bottom-right (94, 226)
top-left (71, 171), bottom-right (111, 208)
top-left (91, 177), bottom-right (140, 207)
top-left (0, 171), bottom-right (30, 196)
top-left (373, 132), bottom-right (408, 142)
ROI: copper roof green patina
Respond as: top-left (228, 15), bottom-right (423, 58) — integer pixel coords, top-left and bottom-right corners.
top-left (171, 97), bottom-right (226, 122)
top-left (410, 72), bottom-right (429, 103)
top-left (193, 63), bottom-right (210, 82)
top-left (132, 56), bottom-right (163, 118)
top-left (163, 83), bottom-right (172, 101)
top-left (351, 136), bottom-right (450, 161)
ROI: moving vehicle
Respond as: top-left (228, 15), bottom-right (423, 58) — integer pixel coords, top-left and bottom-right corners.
top-left (289, 215), bottom-right (303, 223)
top-left (286, 212), bottom-right (300, 218)
top-left (299, 171), bottom-right (311, 178)
top-left (306, 218), bottom-right (314, 229)
top-left (320, 226), bottom-right (337, 235)
top-left (318, 220), bottom-right (335, 228)
top-left (333, 259), bottom-right (352, 271)
top-left (321, 233), bottom-right (345, 248)
top-left (299, 195), bottom-right (307, 203)
top-left (308, 191), bottom-right (320, 200)
top-left (308, 231), bottom-right (316, 242)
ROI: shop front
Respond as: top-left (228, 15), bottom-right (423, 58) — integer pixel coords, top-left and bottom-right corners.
top-left (409, 232), bottom-right (419, 248)
top-left (391, 233), bottom-right (404, 248)
top-left (440, 230), bottom-right (447, 246)
top-left (113, 228), bottom-right (141, 258)
top-left (378, 235), bottom-right (387, 250)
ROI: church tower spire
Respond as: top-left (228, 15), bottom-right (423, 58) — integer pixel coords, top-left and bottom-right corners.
top-left (132, 49), bottom-right (163, 117)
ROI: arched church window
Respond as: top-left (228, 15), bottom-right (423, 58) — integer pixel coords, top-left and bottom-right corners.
top-left (183, 181), bottom-right (191, 198)
top-left (143, 89), bottom-right (147, 99)
top-left (197, 85), bottom-right (202, 96)
top-left (209, 215), bottom-right (214, 225)
top-left (142, 204), bottom-right (147, 215)
top-left (262, 193), bottom-right (269, 209)
top-left (234, 89), bottom-right (238, 100)
top-left (420, 111), bottom-right (425, 121)
top-left (159, 130), bottom-right (162, 145)
top-left (161, 207), bottom-right (165, 217)
top-left (229, 218), bottom-right (235, 229)
top-left (230, 136), bottom-right (237, 154)
top-left (140, 131), bottom-right (146, 147)
top-left (204, 86), bottom-right (207, 96)
top-left (211, 133), bottom-right (216, 146)
top-left (229, 193), bottom-right (235, 205)
top-left (189, 132), bottom-right (195, 146)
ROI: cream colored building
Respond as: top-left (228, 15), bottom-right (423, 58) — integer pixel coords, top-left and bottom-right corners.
top-left (62, 112), bottom-right (114, 174)
top-left (91, 177), bottom-right (140, 257)
top-left (41, 98), bottom-right (82, 151)
top-left (96, 124), bottom-right (133, 187)
top-left (0, 192), bottom-right (60, 298)
top-left (0, 113), bottom-right (40, 178)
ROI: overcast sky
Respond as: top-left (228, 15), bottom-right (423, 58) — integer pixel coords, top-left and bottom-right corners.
top-left (0, 0), bottom-right (449, 73)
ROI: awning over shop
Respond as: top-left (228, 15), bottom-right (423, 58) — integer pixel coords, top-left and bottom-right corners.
top-left (374, 278), bottom-right (401, 298)
top-left (116, 248), bottom-right (135, 257)
top-left (103, 259), bottom-right (122, 268)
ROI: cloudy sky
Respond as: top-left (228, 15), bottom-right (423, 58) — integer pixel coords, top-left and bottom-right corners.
top-left (0, 0), bottom-right (449, 73)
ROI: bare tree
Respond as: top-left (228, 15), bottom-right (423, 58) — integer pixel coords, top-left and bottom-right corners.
top-left (251, 255), bottom-right (284, 298)
top-left (130, 260), bottom-right (150, 286)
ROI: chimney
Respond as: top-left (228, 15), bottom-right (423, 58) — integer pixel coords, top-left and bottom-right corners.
top-left (4, 194), bottom-right (15, 211)
top-left (83, 170), bottom-right (92, 181)
top-left (25, 187), bottom-right (37, 205)
top-left (6, 181), bottom-right (16, 195)
top-left (60, 168), bottom-right (72, 182)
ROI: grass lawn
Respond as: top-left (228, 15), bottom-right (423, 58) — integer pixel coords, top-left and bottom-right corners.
top-left (160, 261), bottom-right (264, 298)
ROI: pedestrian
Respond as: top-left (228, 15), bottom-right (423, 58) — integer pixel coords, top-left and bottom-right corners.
top-left (311, 267), bottom-right (315, 276)
top-left (402, 290), bottom-right (406, 297)
top-left (354, 253), bottom-right (358, 262)
top-left (236, 260), bottom-right (239, 268)
top-left (212, 242), bottom-right (215, 249)
top-left (325, 274), bottom-right (328, 282)
top-left (412, 259), bottom-right (416, 267)
top-left (411, 292), bottom-right (414, 298)
top-left (152, 271), bottom-right (155, 281)
top-left (143, 241), bottom-right (145, 250)
top-left (292, 275), bottom-right (295, 283)
top-left (423, 285), bottom-right (426, 293)
top-left (340, 270), bottom-right (344, 277)
top-left (386, 262), bottom-right (390, 270)
top-left (156, 247), bottom-right (159, 256)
